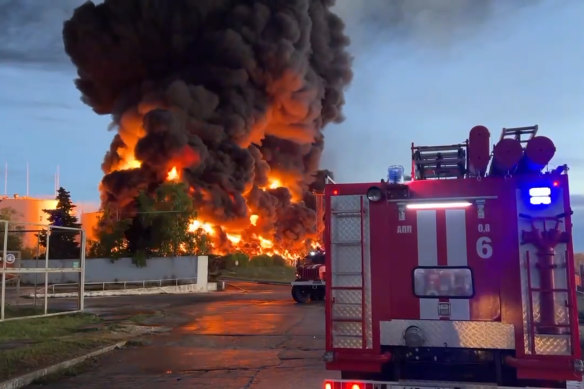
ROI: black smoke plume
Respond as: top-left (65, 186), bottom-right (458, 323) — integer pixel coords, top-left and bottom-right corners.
top-left (63, 0), bottom-right (351, 254)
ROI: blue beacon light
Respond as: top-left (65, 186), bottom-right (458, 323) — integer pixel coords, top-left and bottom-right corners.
top-left (529, 187), bottom-right (551, 205)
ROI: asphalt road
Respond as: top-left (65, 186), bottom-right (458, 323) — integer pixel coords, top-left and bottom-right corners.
top-left (27, 282), bottom-right (338, 388)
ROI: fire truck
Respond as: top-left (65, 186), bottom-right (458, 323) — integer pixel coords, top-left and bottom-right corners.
top-left (291, 248), bottom-right (326, 303)
top-left (323, 125), bottom-right (583, 388)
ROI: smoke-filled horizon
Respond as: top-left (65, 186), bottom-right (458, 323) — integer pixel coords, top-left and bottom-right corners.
top-left (63, 0), bottom-right (352, 255)
top-left (2, 0), bottom-right (584, 250)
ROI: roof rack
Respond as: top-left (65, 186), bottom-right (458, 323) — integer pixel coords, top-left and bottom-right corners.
top-left (411, 142), bottom-right (467, 180)
top-left (499, 125), bottom-right (538, 144)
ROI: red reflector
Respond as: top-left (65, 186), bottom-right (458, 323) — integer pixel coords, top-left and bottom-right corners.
top-left (324, 382), bottom-right (332, 389)
top-left (332, 189), bottom-right (339, 195)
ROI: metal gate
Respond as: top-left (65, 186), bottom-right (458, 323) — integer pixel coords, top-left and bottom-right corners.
top-left (0, 220), bottom-right (86, 321)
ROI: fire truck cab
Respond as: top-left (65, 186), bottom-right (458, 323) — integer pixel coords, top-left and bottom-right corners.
top-left (292, 248), bottom-right (326, 303)
top-left (323, 125), bottom-right (582, 388)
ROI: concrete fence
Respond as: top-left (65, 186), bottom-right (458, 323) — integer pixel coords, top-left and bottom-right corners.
top-left (18, 256), bottom-right (208, 285)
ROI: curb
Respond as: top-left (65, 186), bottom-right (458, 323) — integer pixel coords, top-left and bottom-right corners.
top-left (0, 341), bottom-right (127, 389)
top-left (219, 277), bottom-right (291, 286)
top-left (26, 283), bottom-right (215, 298)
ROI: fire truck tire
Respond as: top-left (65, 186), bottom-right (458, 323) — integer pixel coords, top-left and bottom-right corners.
top-left (292, 286), bottom-right (311, 304)
top-left (311, 286), bottom-right (325, 301)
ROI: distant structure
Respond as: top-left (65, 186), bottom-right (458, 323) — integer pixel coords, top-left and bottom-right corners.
top-left (0, 195), bottom-right (58, 249)
top-left (80, 211), bottom-right (101, 243)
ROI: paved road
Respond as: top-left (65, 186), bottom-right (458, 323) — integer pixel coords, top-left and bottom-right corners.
top-left (28, 282), bottom-right (338, 388)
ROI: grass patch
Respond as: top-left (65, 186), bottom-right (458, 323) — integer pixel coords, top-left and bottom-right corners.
top-left (0, 313), bottom-right (113, 380)
top-left (127, 311), bottom-right (165, 325)
top-left (0, 313), bottom-right (100, 343)
top-left (221, 265), bottom-right (295, 283)
top-left (3, 305), bottom-right (61, 320)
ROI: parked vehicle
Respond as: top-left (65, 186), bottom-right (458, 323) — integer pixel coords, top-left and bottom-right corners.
top-left (323, 125), bottom-right (582, 388)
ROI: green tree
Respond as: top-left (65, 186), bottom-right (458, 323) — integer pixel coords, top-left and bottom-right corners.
top-left (89, 183), bottom-right (210, 265)
top-left (125, 182), bottom-right (205, 266)
top-left (39, 187), bottom-right (81, 259)
top-left (0, 207), bottom-right (23, 251)
top-left (88, 206), bottom-right (132, 259)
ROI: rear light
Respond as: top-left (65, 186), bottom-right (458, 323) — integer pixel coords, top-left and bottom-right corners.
top-left (324, 381), bottom-right (365, 389)
top-left (332, 189), bottom-right (339, 195)
top-left (323, 380), bottom-right (372, 389)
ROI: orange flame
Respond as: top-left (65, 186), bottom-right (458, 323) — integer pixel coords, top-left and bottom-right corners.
top-left (108, 103), bottom-right (163, 172)
top-left (259, 236), bottom-right (274, 249)
top-left (260, 172), bottom-right (303, 202)
top-left (167, 166), bottom-right (179, 181)
top-left (119, 156), bottom-right (141, 171)
top-left (188, 219), bottom-right (215, 235)
top-left (268, 178), bottom-right (282, 189)
top-left (184, 214), bottom-right (317, 262)
top-left (226, 233), bottom-right (242, 244)
top-left (103, 108), bottom-right (320, 262)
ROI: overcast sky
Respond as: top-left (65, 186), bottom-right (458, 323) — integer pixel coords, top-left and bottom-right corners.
top-left (1, 0), bottom-right (583, 247)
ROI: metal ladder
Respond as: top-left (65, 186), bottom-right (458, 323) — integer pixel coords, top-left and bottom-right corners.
top-left (411, 142), bottom-right (467, 180)
top-left (522, 215), bottom-right (575, 355)
top-left (330, 197), bottom-right (367, 349)
top-left (500, 124), bottom-right (538, 144)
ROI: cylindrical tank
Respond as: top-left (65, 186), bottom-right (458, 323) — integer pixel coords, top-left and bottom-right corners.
top-left (519, 136), bottom-right (556, 173)
top-left (468, 125), bottom-right (490, 176)
top-left (489, 138), bottom-right (523, 176)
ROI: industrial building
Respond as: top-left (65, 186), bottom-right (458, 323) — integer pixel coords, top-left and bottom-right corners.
top-left (0, 195), bottom-right (58, 249)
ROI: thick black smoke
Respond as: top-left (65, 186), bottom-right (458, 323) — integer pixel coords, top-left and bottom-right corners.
top-left (63, 0), bottom-right (351, 253)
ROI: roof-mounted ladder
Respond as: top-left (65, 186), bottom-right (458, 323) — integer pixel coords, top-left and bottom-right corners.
top-left (500, 125), bottom-right (538, 145)
top-left (411, 142), bottom-right (467, 180)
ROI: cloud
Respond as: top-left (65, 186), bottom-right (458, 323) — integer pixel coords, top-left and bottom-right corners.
top-left (570, 194), bottom-right (584, 209)
top-left (570, 200), bottom-right (584, 252)
top-left (0, 0), bottom-right (89, 65)
top-left (0, 0), bottom-right (536, 67)
top-left (333, 0), bottom-right (540, 50)
top-left (321, 0), bottom-right (583, 185)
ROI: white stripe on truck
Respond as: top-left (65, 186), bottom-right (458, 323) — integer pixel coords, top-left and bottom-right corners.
top-left (446, 209), bottom-right (470, 320)
top-left (417, 210), bottom-right (438, 319)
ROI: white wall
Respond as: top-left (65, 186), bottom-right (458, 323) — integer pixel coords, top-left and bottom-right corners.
top-left (18, 255), bottom-right (205, 284)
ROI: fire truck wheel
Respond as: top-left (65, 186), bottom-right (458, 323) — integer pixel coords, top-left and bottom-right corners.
top-left (292, 286), bottom-right (311, 304)
top-left (311, 287), bottom-right (325, 301)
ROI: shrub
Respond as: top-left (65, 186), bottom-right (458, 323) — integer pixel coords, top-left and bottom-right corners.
top-left (223, 252), bottom-right (249, 268)
top-left (271, 255), bottom-right (286, 267)
top-left (249, 254), bottom-right (272, 266)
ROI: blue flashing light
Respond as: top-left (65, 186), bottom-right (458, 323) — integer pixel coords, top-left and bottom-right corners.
top-left (529, 186), bottom-right (551, 205)
top-left (529, 187), bottom-right (551, 197)
top-left (530, 196), bottom-right (552, 205)
top-left (388, 165), bottom-right (404, 184)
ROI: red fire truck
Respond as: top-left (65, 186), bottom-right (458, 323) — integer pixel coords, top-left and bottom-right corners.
top-left (292, 248), bottom-right (326, 303)
top-left (323, 125), bottom-right (582, 388)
